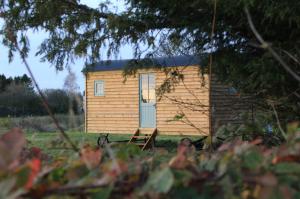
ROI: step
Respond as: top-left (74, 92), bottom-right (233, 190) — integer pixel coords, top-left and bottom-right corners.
top-left (132, 135), bottom-right (150, 139)
top-left (128, 128), bottom-right (157, 151)
top-left (139, 128), bottom-right (155, 134)
top-left (135, 143), bottom-right (145, 147)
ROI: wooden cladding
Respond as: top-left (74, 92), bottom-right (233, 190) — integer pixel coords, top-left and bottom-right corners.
top-left (85, 66), bottom-right (254, 136)
top-left (85, 66), bottom-right (210, 136)
top-left (85, 70), bottom-right (139, 134)
top-left (211, 76), bottom-right (254, 132)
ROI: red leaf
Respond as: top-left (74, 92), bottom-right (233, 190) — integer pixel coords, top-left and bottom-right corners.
top-left (0, 128), bottom-right (26, 170)
top-left (272, 155), bottom-right (300, 164)
top-left (169, 139), bottom-right (195, 169)
top-left (25, 158), bottom-right (42, 190)
top-left (80, 145), bottom-right (102, 169)
top-left (30, 147), bottom-right (42, 159)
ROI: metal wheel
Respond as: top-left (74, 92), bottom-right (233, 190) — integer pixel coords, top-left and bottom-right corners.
top-left (97, 133), bottom-right (109, 147)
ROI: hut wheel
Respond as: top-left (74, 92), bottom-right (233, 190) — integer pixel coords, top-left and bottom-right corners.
top-left (97, 133), bottom-right (109, 147)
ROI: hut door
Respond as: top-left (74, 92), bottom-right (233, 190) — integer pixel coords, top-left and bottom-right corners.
top-left (139, 74), bottom-right (156, 128)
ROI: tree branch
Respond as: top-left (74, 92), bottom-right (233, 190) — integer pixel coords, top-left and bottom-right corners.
top-left (14, 40), bottom-right (79, 153)
top-left (244, 7), bottom-right (300, 82)
top-left (269, 102), bottom-right (287, 140)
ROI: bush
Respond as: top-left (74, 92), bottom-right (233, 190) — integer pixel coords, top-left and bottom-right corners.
top-left (214, 111), bottom-right (285, 148)
top-left (0, 83), bottom-right (83, 117)
top-left (0, 123), bottom-right (299, 199)
top-left (1, 114), bottom-right (84, 132)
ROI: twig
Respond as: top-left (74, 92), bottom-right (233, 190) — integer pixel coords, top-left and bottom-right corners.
top-left (270, 103), bottom-right (287, 140)
top-left (281, 49), bottom-right (300, 66)
top-left (182, 80), bottom-right (207, 106)
top-left (244, 7), bottom-right (300, 82)
top-left (177, 107), bottom-right (208, 135)
top-left (14, 41), bottom-right (79, 153)
top-left (22, 181), bottom-right (110, 197)
top-left (208, 0), bottom-right (218, 151)
top-left (164, 95), bottom-right (209, 109)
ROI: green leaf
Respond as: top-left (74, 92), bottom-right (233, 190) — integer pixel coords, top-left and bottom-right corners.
top-left (49, 168), bottom-right (66, 182)
top-left (15, 167), bottom-right (30, 187)
top-left (293, 192), bottom-right (300, 199)
top-left (273, 163), bottom-right (300, 174)
top-left (91, 186), bottom-right (113, 199)
top-left (170, 187), bottom-right (200, 199)
top-left (173, 170), bottom-right (193, 186)
top-left (143, 167), bottom-right (174, 193)
top-left (201, 159), bottom-right (217, 172)
top-left (115, 144), bottom-right (141, 160)
top-left (242, 149), bottom-right (263, 169)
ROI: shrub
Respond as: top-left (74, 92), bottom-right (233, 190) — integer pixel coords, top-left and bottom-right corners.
top-left (2, 114), bottom-right (84, 132)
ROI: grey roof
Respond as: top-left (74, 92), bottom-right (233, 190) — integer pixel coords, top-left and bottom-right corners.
top-left (83, 55), bottom-right (202, 72)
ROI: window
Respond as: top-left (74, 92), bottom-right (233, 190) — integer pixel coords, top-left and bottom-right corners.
top-left (140, 74), bottom-right (156, 103)
top-left (94, 80), bottom-right (104, 96)
top-left (227, 87), bottom-right (238, 95)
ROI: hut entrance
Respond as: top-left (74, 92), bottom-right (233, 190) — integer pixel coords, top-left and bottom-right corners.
top-left (139, 73), bottom-right (156, 128)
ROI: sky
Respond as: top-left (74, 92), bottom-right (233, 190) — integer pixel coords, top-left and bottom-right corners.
top-left (0, 0), bottom-right (131, 92)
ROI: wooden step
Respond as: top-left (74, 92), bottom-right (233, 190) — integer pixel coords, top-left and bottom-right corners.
top-left (132, 135), bottom-right (150, 139)
top-left (139, 128), bottom-right (155, 134)
top-left (128, 128), bottom-right (158, 151)
top-left (136, 143), bottom-right (146, 146)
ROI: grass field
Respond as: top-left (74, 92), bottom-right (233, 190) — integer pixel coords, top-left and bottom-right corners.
top-left (0, 116), bottom-right (204, 158)
top-left (0, 115), bottom-right (208, 164)
top-left (21, 131), bottom-right (199, 158)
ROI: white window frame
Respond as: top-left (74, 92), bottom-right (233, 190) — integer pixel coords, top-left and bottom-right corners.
top-left (94, 80), bottom-right (105, 96)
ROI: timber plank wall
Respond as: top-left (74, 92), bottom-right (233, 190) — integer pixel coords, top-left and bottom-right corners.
top-left (211, 76), bottom-right (254, 133)
top-left (85, 66), bottom-right (253, 136)
top-left (85, 66), bottom-right (210, 136)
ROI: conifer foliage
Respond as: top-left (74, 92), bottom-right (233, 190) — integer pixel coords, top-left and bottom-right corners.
top-left (0, 0), bottom-right (299, 119)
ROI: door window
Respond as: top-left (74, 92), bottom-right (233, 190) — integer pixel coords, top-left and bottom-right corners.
top-left (140, 74), bottom-right (156, 103)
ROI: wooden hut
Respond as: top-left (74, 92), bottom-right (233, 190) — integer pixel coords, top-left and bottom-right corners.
top-left (83, 56), bottom-right (252, 143)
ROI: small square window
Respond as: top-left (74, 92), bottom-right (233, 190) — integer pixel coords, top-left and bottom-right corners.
top-left (227, 87), bottom-right (238, 95)
top-left (94, 80), bottom-right (104, 96)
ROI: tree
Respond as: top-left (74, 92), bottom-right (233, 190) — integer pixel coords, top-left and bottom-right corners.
top-left (13, 74), bottom-right (34, 91)
top-left (43, 89), bottom-right (69, 114)
top-left (0, 74), bottom-right (33, 92)
top-left (0, 0), bottom-right (299, 121)
top-left (63, 70), bottom-right (83, 129)
top-left (0, 83), bottom-right (41, 116)
top-left (0, 74), bottom-right (12, 92)
top-left (0, 74), bottom-right (40, 116)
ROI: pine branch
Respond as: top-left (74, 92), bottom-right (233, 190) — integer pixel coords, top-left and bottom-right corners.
top-left (244, 7), bottom-right (300, 82)
top-left (13, 39), bottom-right (80, 153)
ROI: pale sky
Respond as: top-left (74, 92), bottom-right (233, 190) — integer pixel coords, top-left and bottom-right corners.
top-left (0, 0), bottom-right (132, 92)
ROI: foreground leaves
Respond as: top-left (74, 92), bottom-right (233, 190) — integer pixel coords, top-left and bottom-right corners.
top-left (0, 128), bottom-right (26, 171)
top-left (143, 167), bottom-right (174, 194)
top-left (0, 124), bottom-right (300, 199)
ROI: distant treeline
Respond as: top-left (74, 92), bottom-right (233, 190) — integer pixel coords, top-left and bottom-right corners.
top-left (0, 74), bottom-right (83, 117)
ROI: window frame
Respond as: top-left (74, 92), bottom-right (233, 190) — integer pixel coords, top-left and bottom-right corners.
top-left (140, 73), bottom-right (156, 104)
top-left (94, 80), bottom-right (105, 96)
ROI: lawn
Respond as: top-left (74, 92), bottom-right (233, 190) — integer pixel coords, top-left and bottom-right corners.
top-left (0, 116), bottom-right (204, 157)
top-left (22, 131), bottom-right (199, 158)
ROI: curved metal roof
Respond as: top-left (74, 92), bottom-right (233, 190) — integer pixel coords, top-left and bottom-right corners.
top-left (83, 55), bottom-right (202, 72)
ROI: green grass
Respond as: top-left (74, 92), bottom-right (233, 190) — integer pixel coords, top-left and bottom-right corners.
top-left (0, 115), bottom-right (84, 133)
top-left (22, 131), bottom-right (202, 158)
top-left (1, 116), bottom-right (204, 158)
top-left (0, 124), bottom-right (204, 157)
top-left (25, 132), bottom-right (128, 157)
